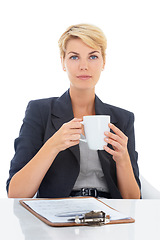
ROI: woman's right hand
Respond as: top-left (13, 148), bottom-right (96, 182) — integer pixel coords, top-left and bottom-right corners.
top-left (49, 118), bottom-right (83, 152)
top-left (8, 118), bottom-right (83, 198)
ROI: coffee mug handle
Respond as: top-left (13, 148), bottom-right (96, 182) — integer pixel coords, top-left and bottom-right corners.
top-left (79, 138), bottom-right (87, 143)
top-left (80, 121), bottom-right (87, 142)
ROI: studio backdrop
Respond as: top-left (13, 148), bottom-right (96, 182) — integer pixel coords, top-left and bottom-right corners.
top-left (0, 0), bottom-right (160, 197)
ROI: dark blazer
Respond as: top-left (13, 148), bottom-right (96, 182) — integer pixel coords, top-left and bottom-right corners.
top-left (6, 89), bottom-right (141, 198)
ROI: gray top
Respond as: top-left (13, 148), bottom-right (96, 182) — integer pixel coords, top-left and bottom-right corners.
top-left (73, 135), bottom-right (109, 192)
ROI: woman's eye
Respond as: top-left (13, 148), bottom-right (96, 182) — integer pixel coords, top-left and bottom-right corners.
top-left (90, 55), bottom-right (98, 60)
top-left (70, 56), bottom-right (78, 60)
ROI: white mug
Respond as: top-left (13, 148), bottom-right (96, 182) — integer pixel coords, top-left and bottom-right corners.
top-left (80, 115), bottom-right (110, 150)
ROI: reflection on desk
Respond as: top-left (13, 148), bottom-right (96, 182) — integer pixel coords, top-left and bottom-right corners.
top-left (0, 198), bottom-right (160, 240)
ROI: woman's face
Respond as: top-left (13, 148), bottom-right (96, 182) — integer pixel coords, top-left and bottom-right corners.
top-left (62, 38), bottom-right (105, 91)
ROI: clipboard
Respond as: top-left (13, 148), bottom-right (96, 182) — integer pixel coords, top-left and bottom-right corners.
top-left (20, 197), bottom-right (135, 227)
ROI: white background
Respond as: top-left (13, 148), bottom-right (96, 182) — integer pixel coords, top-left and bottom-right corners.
top-left (0, 0), bottom-right (160, 198)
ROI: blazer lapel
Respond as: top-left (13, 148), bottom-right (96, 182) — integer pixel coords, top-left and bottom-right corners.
top-left (52, 91), bottom-right (118, 131)
top-left (51, 89), bottom-right (80, 163)
top-left (95, 95), bottom-right (118, 124)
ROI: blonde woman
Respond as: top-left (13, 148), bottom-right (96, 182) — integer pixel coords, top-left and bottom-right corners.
top-left (7, 24), bottom-right (141, 199)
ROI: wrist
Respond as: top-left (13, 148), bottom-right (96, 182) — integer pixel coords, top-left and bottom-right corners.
top-left (45, 137), bottom-right (60, 156)
top-left (116, 152), bottom-right (131, 169)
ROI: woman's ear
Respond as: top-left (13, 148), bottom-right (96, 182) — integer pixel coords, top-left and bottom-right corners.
top-left (61, 57), bottom-right (66, 71)
top-left (102, 62), bottom-right (105, 71)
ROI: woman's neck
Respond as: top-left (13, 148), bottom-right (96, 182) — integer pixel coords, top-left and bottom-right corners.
top-left (69, 87), bottom-right (96, 118)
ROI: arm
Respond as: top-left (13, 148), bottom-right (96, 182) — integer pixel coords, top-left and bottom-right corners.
top-left (104, 115), bottom-right (141, 199)
top-left (8, 102), bottom-right (82, 198)
top-left (8, 140), bottom-right (59, 198)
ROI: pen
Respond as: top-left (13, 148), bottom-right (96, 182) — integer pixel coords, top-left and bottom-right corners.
top-left (55, 210), bottom-right (89, 218)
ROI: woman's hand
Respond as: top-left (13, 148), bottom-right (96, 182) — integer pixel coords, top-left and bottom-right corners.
top-left (104, 123), bottom-right (140, 198)
top-left (49, 118), bottom-right (82, 153)
top-left (103, 123), bottom-right (130, 166)
top-left (8, 118), bottom-right (82, 198)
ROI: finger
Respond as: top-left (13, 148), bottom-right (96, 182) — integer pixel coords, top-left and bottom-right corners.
top-left (104, 131), bottom-right (123, 145)
top-left (70, 134), bottom-right (81, 141)
top-left (108, 123), bottom-right (126, 139)
top-left (103, 145), bottom-right (118, 157)
top-left (105, 137), bottom-right (122, 151)
top-left (70, 122), bottom-right (82, 129)
top-left (71, 118), bottom-right (83, 123)
top-left (69, 129), bottom-right (82, 134)
top-left (64, 120), bottom-right (82, 130)
top-left (70, 118), bottom-right (83, 128)
top-left (64, 139), bottom-right (80, 149)
top-left (69, 140), bottom-right (80, 147)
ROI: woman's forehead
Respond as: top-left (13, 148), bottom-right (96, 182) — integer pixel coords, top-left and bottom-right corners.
top-left (65, 38), bottom-right (101, 54)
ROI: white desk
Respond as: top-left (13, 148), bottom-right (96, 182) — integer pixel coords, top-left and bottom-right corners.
top-left (0, 198), bottom-right (160, 240)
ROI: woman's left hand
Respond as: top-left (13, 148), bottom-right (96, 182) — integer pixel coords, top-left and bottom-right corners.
top-left (104, 123), bottom-right (130, 165)
top-left (104, 123), bottom-right (141, 199)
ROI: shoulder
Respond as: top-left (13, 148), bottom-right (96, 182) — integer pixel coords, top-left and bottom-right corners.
top-left (96, 95), bottom-right (134, 119)
top-left (104, 102), bottom-right (134, 119)
top-left (28, 97), bottom-right (58, 108)
top-left (26, 97), bottom-right (58, 114)
top-left (96, 95), bottom-right (134, 125)
top-left (24, 97), bottom-right (58, 126)
top-left (101, 101), bottom-right (135, 132)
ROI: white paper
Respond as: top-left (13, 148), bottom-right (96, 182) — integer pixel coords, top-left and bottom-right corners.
top-left (24, 198), bottom-right (131, 223)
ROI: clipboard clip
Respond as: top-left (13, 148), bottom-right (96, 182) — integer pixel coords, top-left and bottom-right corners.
top-left (75, 210), bottom-right (110, 226)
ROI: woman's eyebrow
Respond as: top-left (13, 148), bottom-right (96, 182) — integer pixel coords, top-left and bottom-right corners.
top-left (89, 51), bottom-right (100, 55)
top-left (67, 50), bottom-right (100, 55)
top-left (67, 51), bottom-right (79, 55)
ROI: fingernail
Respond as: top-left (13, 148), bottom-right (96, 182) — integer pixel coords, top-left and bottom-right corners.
top-left (103, 145), bottom-right (107, 150)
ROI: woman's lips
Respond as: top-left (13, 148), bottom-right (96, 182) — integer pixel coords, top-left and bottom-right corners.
top-left (77, 75), bottom-right (92, 80)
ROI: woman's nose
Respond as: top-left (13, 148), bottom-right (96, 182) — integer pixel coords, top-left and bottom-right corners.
top-left (79, 59), bottom-right (88, 70)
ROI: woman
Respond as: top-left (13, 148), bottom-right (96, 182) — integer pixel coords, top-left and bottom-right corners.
top-left (7, 24), bottom-right (141, 199)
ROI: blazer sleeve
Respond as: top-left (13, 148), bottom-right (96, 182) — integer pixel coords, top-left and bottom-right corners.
top-left (125, 112), bottom-right (141, 189)
top-left (6, 100), bottom-right (45, 193)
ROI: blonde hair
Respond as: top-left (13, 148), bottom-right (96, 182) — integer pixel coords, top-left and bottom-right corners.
top-left (58, 24), bottom-right (107, 64)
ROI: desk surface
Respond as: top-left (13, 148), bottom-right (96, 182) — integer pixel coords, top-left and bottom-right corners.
top-left (0, 198), bottom-right (160, 240)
